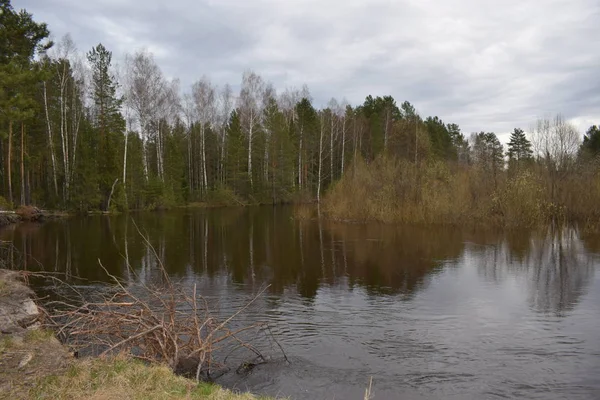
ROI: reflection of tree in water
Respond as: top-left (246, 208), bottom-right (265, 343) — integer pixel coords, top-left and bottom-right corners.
top-left (3, 208), bottom-right (466, 299)
top-left (5, 209), bottom-right (596, 310)
top-left (474, 226), bottom-right (596, 315)
top-left (525, 227), bottom-right (595, 315)
top-left (324, 223), bottom-right (465, 297)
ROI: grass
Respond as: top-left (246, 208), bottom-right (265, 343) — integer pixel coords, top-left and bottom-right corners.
top-left (25, 328), bottom-right (56, 342)
top-left (32, 356), bottom-right (274, 400)
top-left (0, 279), bottom-right (7, 296)
top-left (0, 326), bottom-right (275, 400)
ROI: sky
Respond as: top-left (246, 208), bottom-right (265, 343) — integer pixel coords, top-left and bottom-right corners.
top-left (15, 0), bottom-right (600, 141)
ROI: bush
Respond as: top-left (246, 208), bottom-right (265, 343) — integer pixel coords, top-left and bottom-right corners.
top-left (0, 196), bottom-right (12, 211)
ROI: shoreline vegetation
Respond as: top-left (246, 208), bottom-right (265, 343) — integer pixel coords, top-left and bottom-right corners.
top-left (2, 1), bottom-right (598, 229)
top-left (0, 269), bottom-right (277, 400)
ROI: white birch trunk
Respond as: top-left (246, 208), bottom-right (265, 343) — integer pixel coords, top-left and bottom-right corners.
top-left (341, 116), bottom-right (346, 175)
top-left (298, 124), bottom-right (303, 189)
top-left (248, 109), bottom-right (254, 188)
top-left (43, 81), bottom-right (59, 197)
top-left (317, 114), bottom-right (324, 203)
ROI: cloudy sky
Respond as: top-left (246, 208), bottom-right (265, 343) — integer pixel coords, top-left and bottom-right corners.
top-left (16, 0), bottom-right (600, 140)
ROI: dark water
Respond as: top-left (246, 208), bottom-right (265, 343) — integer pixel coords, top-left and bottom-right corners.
top-left (2, 206), bottom-right (600, 400)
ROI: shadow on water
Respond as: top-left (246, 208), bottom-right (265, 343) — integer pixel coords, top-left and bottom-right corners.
top-left (2, 206), bottom-right (600, 399)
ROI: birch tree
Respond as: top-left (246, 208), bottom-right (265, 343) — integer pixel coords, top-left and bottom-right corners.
top-left (238, 71), bottom-right (265, 189)
top-left (191, 77), bottom-right (216, 193)
top-left (217, 84), bottom-right (234, 184)
top-left (46, 34), bottom-right (84, 203)
top-left (125, 50), bottom-right (166, 181)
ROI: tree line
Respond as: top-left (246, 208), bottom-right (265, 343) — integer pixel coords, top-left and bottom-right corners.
top-left (1, 1), bottom-right (599, 216)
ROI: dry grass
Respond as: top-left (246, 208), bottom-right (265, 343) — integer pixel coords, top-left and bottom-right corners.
top-left (31, 356), bottom-right (271, 400)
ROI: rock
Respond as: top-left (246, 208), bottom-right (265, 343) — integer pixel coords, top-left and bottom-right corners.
top-left (18, 353), bottom-right (34, 369)
top-left (0, 270), bottom-right (40, 334)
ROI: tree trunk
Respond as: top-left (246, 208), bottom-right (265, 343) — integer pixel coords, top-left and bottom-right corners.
top-left (298, 124), bottom-right (303, 189)
top-left (107, 178), bottom-right (119, 211)
top-left (43, 81), bottom-right (59, 197)
top-left (317, 115), bottom-right (324, 203)
top-left (201, 124), bottom-right (207, 190)
top-left (220, 128), bottom-right (226, 185)
top-left (247, 110), bottom-right (254, 189)
top-left (341, 117), bottom-right (346, 175)
top-left (20, 123), bottom-right (25, 206)
top-left (122, 128), bottom-right (128, 207)
top-left (330, 113), bottom-right (334, 183)
top-left (7, 120), bottom-right (13, 204)
top-left (188, 124), bottom-right (194, 193)
top-left (384, 108), bottom-right (390, 153)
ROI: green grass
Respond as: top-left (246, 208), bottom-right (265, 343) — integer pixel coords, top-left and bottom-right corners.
top-left (31, 356), bottom-right (274, 400)
top-left (25, 328), bottom-right (56, 342)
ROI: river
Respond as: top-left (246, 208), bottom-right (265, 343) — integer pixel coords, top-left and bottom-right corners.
top-left (1, 206), bottom-right (600, 399)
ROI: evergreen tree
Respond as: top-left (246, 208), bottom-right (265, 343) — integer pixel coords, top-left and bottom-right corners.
top-left (507, 128), bottom-right (533, 170)
top-left (226, 110), bottom-right (247, 194)
top-left (87, 43), bottom-right (125, 210)
top-left (471, 132), bottom-right (504, 187)
top-left (425, 116), bottom-right (454, 160)
top-left (0, 0), bottom-right (51, 205)
top-left (581, 125), bottom-right (600, 158)
top-left (447, 123), bottom-right (469, 164)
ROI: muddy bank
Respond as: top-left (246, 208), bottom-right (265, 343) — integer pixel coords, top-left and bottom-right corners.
top-left (0, 207), bottom-right (69, 228)
top-left (0, 212), bottom-right (20, 227)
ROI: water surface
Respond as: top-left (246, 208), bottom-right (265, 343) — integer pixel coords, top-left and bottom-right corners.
top-left (2, 206), bottom-right (600, 399)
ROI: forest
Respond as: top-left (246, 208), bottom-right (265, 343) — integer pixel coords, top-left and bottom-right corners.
top-left (1, 1), bottom-right (600, 226)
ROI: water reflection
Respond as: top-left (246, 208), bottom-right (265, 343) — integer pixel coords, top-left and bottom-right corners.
top-left (1, 207), bottom-right (598, 316)
top-left (2, 207), bottom-right (600, 399)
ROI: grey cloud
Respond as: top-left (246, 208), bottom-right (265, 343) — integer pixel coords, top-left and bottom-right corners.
top-left (16, 0), bottom-right (600, 138)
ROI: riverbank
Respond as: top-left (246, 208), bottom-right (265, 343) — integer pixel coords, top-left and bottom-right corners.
top-left (0, 270), bottom-right (272, 400)
top-left (0, 207), bottom-right (70, 228)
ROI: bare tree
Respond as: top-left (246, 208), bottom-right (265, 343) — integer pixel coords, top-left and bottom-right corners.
top-left (191, 77), bottom-right (216, 193)
top-left (125, 50), bottom-right (167, 182)
top-left (531, 114), bottom-right (581, 201)
top-left (317, 112), bottom-right (325, 202)
top-left (44, 34), bottom-right (85, 203)
top-left (340, 100), bottom-right (349, 175)
top-left (238, 71), bottom-right (266, 189)
top-left (182, 92), bottom-right (196, 191)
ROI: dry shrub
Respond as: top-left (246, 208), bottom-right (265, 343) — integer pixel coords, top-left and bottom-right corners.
top-left (42, 229), bottom-right (286, 382)
top-left (325, 155), bottom-right (600, 228)
top-left (493, 171), bottom-right (549, 227)
top-left (323, 157), bottom-right (474, 224)
top-left (15, 205), bottom-right (44, 221)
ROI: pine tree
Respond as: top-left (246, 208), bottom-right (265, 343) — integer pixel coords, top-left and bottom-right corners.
top-left (507, 128), bottom-right (533, 173)
top-left (581, 125), bottom-right (600, 158)
top-left (0, 0), bottom-right (51, 205)
top-left (87, 43), bottom-right (125, 210)
top-left (472, 132), bottom-right (504, 187)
